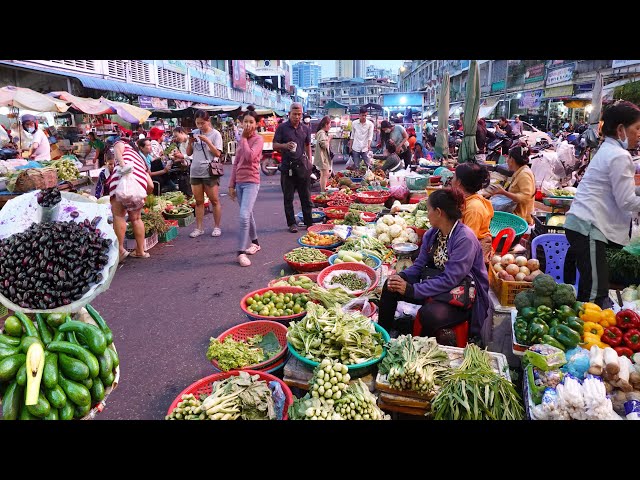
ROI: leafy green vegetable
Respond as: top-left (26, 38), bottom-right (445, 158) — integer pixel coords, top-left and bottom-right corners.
top-left (202, 371), bottom-right (276, 420)
top-left (206, 336), bottom-right (264, 371)
top-left (249, 332), bottom-right (281, 360)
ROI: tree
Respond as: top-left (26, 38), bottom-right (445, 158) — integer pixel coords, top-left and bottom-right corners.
top-left (613, 81), bottom-right (640, 106)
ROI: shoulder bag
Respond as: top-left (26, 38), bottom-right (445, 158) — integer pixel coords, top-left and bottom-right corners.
top-left (201, 140), bottom-right (224, 177)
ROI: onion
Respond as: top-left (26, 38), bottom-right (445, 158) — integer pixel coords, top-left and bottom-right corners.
top-left (515, 272), bottom-right (527, 281)
top-left (491, 255), bottom-right (502, 265)
top-left (505, 264), bottom-right (520, 276)
top-left (527, 258), bottom-right (540, 272)
top-left (498, 270), bottom-right (509, 279)
top-left (493, 263), bottom-right (504, 273)
top-left (519, 266), bottom-right (531, 276)
top-left (515, 256), bottom-right (528, 267)
top-left (523, 275), bottom-right (534, 282)
top-left (530, 269), bottom-right (543, 278)
top-left (501, 254), bottom-right (515, 266)
top-left (504, 275), bottom-right (515, 282)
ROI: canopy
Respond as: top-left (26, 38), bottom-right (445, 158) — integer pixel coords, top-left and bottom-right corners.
top-left (434, 72), bottom-right (450, 160)
top-left (478, 96), bottom-right (501, 119)
top-left (0, 86), bottom-right (69, 113)
top-left (459, 60), bottom-right (480, 163)
top-left (47, 91), bottom-right (151, 123)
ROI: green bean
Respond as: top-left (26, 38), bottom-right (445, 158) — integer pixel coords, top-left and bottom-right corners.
top-left (330, 273), bottom-right (367, 291)
top-left (285, 247), bottom-right (328, 263)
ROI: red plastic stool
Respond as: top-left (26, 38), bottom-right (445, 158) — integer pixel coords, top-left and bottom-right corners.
top-left (412, 312), bottom-right (469, 347)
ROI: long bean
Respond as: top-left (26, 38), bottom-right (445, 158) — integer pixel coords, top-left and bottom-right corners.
top-left (285, 247), bottom-right (328, 263)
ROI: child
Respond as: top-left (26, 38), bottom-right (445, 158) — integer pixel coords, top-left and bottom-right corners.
top-left (95, 156), bottom-right (115, 198)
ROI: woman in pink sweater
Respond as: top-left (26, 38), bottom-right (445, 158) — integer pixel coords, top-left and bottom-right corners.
top-left (229, 106), bottom-right (265, 267)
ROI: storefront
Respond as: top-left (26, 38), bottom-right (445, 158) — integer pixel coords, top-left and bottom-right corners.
top-left (542, 84), bottom-right (575, 131)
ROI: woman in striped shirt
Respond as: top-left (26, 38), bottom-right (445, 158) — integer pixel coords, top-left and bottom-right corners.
top-left (107, 139), bottom-right (154, 261)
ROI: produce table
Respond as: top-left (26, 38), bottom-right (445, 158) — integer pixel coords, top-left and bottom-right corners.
top-left (0, 177), bottom-right (91, 209)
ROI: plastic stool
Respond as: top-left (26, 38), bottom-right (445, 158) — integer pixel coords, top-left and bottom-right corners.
top-left (530, 233), bottom-right (579, 288)
top-left (412, 312), bottom-right (469, 347)
top-left (492, 227), bottom-right (517, 255)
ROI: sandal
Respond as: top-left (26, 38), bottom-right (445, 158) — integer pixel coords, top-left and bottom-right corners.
top-left (130, 251), bottom-right (150, 259)
top-left (189, 228), bottom-right (205, 238)
top-left (238, 253), bottom-right (251, 267)
top-left (119, 250), bottom-right (130, 263)
top-left (211, 227), bottom-right (222, 237)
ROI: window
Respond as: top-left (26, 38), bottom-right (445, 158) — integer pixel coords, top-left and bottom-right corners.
top-left (158, 67), bottom-right (186, 90)
top-left (131, 61), bottom-right (151, 83)
top-left (191, 77), bottom-right (210, 95)
top-left (211, 60), bottom-right (226, 71)
top-left (50, 60), bottom-right (96, 72)
top-left (107, 60), bottom-right (126, 79)
top-left (213, 83), bottom-right (228, 98)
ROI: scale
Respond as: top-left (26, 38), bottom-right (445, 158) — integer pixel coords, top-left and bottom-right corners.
top-left (391, 242), bottom-right (419, 272)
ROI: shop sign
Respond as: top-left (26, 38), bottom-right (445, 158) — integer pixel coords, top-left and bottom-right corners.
top-left (546, 64), bottom-right (575, 86)
top-left (576, 83), bottom-right (594, 93)
top-left (518, 89), bottom-right (544, 109)
top-left (232, 60), bottom-right (247, 91)
top-left (548, 60), bottom-right (565, 67)
top-left (151, 97), bottom-right (168, 109)
top-left (612, 60), bottom-right (640, 68)
top-left (524, 64), bottom-right (545, 84)
top-left (174, 100), bottom-right (192, 110)
top-left (138, 96), bottom-right (153, 108)
top-left (544, 85), bottom-right (574, 98)
top-left (491, 80), bottom-right (505, 92)
top-left (157, 60), bottom-right (187, 74)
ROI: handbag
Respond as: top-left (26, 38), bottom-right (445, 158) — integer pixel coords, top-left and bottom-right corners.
top-left (201, 140), bottom-right (224, 177)
top-left (419, 266), bottom-right (476, 310)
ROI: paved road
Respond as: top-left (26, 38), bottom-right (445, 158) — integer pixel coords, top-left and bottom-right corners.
top-left (95, 160), bottom-right (342, 419)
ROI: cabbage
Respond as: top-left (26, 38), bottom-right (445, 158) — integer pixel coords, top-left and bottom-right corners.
top-left (389, 224), bottom-right (403, 238)
top-left (377, 233), bottom-right (391, 245)
top-left (382, 214), bottom-right (395, 225)
top-left (622, 287), bottom-right (639, 302)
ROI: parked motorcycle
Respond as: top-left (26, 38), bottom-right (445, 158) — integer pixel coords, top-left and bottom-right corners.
top-left (486, 133), bottom-right (525, 163)
top-left (260, 149), bottom-right (282, 176)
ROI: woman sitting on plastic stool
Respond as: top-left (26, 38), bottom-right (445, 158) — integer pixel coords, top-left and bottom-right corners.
top-left (377, 188), bottom-right (491, 346)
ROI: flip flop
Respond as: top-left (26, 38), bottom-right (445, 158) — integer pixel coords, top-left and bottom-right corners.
top-left (130, 252), bottom-right (150, 259)
top-left (119, 250), bottom-right (130, 263)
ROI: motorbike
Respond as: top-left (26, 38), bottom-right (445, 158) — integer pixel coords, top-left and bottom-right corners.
top-left (260, 149), bottom-right (282, 176)
top-left (486, 133), bottom-right (525, 163)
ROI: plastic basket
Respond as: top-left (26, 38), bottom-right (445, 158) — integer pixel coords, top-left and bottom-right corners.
top-left (488, 264), bottom-right (533, 308)
top-left (328, 252), bottom-right (382, 270)
top-left (284, 249), bottom-right (332, 273)
top-left (317, 262), bottom-right (379, 296)
top-left (240, 286), bottom-right (310, 323)
top-left (355, 191), bottom-right (390, 204)
top-left (124, 232), bottom-right (158, 252)
top-left (296, 209), bottom-right (326, 224)
top-left (165, 219), bottom-right (179, 228)
top-left (532, 214), bottom-right (566, 237)
top-left (158, 226), bottom-right (178, 243)
top-left (288, 322), bottom-right (390, 373)
top-left (297, 232), bottom-right (343, 250)
top-left (211, 320), bottom-right (289, 371)
top-left (489, 211), bottom-right (529, 238)
top-left (176, 214), bottom-right (195, 228)
top-left (166, 370), bottom-right (293, 420)
top-left (324, 206), bottom-right (349, 220)
top-left (311, 194), bottom-right (330, 206)
top-left (307, 223), bottom-right (334, 233)
top-left (405, 175), bottom-right (429, 191)
top-left (268, 273), bottom-right (319, 288)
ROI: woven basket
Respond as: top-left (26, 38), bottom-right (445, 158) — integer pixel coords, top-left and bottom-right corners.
top-left (14, 167), bottom-right (58, 193)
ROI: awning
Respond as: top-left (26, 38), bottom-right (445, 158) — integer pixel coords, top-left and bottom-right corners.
top-left (0, 61), bottom-right (239, 107)
top-left (0, 85), bottom-right (69, 112)
top-left (324, 100), bottom-right (349, 109)
top-left (478, 96), bottom-right (500, 118)
top-left (47, 91), bottom-right (151, 123)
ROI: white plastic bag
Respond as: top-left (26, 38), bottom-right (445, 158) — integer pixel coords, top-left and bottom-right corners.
top-left (114, 163), bottom-right (146, 210)
top-left (344, 156), bottom-right (354, 169)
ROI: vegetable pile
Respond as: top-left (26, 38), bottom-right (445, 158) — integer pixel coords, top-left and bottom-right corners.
top-left (306, 284), bottom-right (354, 308)
top-left (49, 158), bottom-right (79, 181)
top-left (431, 344), bottom-right (524, 420)
top-left (338, 235), bottom-right (394, 263)
top-left (287, 303), bottom-right (384, 364)
top-left (331, 211), bottom-right (366, 226)
top-left (300, 232), bottom-right (340, 247)
top-left (36, 187), bottom-right (61, 208)
top-left (285, 247), bottom-right (329, 264)
top-left (0, 305), bottom-right (119, 420)
top-left (0, 219), bottom-right (111, 309)
top-left (332, 249), bottom-right (378, 268)
top-left (491, 254), bottom-right (542, 282)
top-left (374, 214), bottom-right (419, 246)
top-left (327, 272), bottom-right (368, 291)
top-left (271, 274), bottom-right (315, 289)
top-left (205, 332), bottom-right (281, 371)
top-left (245, 290), bottom-right (310, 318)
top-left (379, 335), bottom-right (449, 394)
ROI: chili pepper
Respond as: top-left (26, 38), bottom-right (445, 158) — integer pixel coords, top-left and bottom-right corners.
top-left (583, 321), bottom-right (604, 337)
top-left (555, 305), bottom-right (577, 321)
top-left (615, 309), bottom-right (640, 330)
top-left (623, 329), bottom-right (640, 351)
top-left (601, 326), bottom-right (623, 347)
top-left (599, 309), bottom-right (617, 327)
top-left (562, 316), bottom-right (584, 335)
top-left (614, 346), bottom-right (634, 358)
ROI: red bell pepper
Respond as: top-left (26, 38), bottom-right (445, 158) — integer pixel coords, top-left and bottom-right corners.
top-left (602, 326), bottom-right (623, 347)
top-left (615, 309), bottom-right (640, 330)
top-left (614, 346), bottom-right (635, 358)
top-left (623, 329), bottom-right (640, 351)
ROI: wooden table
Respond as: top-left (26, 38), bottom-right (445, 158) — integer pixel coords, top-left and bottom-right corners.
top-left (0, 176), bottom-right (92, 209)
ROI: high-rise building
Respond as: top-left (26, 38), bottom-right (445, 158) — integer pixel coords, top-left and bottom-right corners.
top-left (292, 61), bottom-right (322, 88)
top-left (336, 60), bottom-right (368, 79)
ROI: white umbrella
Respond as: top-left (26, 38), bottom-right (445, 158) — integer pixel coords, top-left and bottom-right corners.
top-left (0, 86), bottom-right (69, 112)
top-left (434, 72), bottom-right (450, 160)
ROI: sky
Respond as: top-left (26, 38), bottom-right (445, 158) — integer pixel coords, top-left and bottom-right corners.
top-left (289, 60), bottom-right (406, 78)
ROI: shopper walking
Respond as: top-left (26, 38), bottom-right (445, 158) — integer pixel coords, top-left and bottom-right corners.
top-left (348, 106), bottom-right (374, 169)
top-left (273, 102), bottom-right (313, 233)
top-left (313, 115), bottom-right (332, 192)
top-left (229, 106), bottom-right (264, 267)
top-left (187, 109), bottom-right (224, 238)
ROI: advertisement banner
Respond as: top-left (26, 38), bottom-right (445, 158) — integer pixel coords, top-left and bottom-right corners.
top-left (232, 60), bottom-right (247, 91)
top-left (544, 85), bottom-right (574, 99)
top-left (546, 64), bottom-right (575, 86)
top-left (151, 97), bottom-right (168, 109)
top-left (138, 96), bottom-right (153, 108)
top-left (524, 64), bottom-right (545, 84)
top-left (612, 60), bottom-right (640, 68)
top-left (518, 89), bottom-right (543, 109)
top-left (174, 100), bottom-right (192, 110)
top-left (491, 80), bottom-right (505, 92)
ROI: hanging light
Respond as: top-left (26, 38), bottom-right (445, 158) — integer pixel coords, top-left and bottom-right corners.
top-left (585, 104), bottom-right (594, 113)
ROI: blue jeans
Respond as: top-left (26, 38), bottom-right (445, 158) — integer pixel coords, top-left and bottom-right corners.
top-left (352, 150), bottom-right (370, 170)
top-left (236, 182), bottom-right (260, 252)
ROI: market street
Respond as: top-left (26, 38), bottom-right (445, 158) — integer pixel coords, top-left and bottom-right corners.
top-left (92, 162), bottom-right (337, 420)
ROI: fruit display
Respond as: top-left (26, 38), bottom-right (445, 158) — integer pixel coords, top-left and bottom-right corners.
top-left (490, 254), bottom-right (542, 282)
top-left (50, 158), bottom-right (79, 181)
top-left (0, 219), bottom-right (112, 309)
top-left (0, 305), bottom-right (119, 420)
top-left (299, 232), bottom-right (341, 247)
top-left (245, 290), bottom-right (310, 317)
top-left (36, 187), bottom-right (61, 208)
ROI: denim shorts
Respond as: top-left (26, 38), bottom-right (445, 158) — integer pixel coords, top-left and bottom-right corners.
top-left (190, 176), bottom-right (219, 187)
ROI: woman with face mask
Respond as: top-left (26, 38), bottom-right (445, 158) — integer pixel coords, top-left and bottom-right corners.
top-left (564, 101), bottom-right (640, 307)
top-left (20, 114), bottom-right (51, 160)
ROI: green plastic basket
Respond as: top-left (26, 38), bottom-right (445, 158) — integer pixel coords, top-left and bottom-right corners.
top-left (405, 175), bottom-right (429, 191)
top-left (489, 211), bottom-right (529, 237)
top-left (158, 226), bottom-right (178, 243)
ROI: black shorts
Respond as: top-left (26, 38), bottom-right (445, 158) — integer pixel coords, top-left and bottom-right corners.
top-left (190, 176), bottom-right (220, 187)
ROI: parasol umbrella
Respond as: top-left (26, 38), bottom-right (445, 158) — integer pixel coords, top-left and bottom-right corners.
top-left (584, 71), bottom-right (603, 152)
top-left (48, 91), bottom-right (113, 116)
top-left (434, 72), bottom-right (450, 160)
top-left (0, 86), bottom-right (69, 113)
top-left (99, 98), bottom-right (151, 124)
top-left (459, 60), bottom-right (480, 163)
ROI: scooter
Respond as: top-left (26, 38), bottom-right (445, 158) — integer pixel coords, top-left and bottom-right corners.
top-left (260, 149), bottom-right (282, 176)
top-left (486, 133), bottom-right (525, 163)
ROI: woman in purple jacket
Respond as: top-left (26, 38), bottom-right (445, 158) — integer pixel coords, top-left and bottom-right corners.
top-left (378, 188), bottom-right (491, 345)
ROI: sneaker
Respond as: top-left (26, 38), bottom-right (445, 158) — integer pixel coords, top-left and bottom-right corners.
top-left (238, 253), bottom-right (251, 267)
top-left (245, 244), bottom-right (261, 255)
top-left (288, 225), bottom-right (298, 233)
top-left (211, 227), bottom-right (222, 237)
top-left (189, 228), bottom-right (205, 238)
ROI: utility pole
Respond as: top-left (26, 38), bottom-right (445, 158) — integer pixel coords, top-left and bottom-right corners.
top-left (504, 60), bottom-right (509, 119)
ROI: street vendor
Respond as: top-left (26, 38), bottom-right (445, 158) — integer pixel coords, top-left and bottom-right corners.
top-left (378, 141), bottom-right (404, 174)
top-left (378, 188), bottom-right (490, 346)
top-left (85, 132), bottom-right (106, 167)
top-left (20, 114), bottom-right (50, 160)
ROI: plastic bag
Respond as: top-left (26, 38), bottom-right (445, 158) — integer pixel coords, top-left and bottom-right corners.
top-left (561, 347), bottom-right (591, 380)
top-left (344, 156), bottom-right (354, 169)
top-left (524, 344), bottom-right (567, 371)
top-left (389, 183), bottom-right (409, 200)
top-left (342, 297), bottom-right (374, 317)
top-left (268, 380), bottom-right (286, 420)
top-left (114, 163), bottom-right (146, 210)
top-left (490, 194), bottom-right (517, 213)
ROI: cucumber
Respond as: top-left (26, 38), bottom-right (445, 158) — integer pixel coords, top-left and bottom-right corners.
top-left (44, 384), bottom-right (67, 409)
top-left (26, 391), bottom-right (51, 418)
top-left (0, 334), bottom-right (21, 347)
top-left (101, 370), bottom-right (115, 387)
top-left (106, 346), bottom-right (119, 368)
top-left (43, 352), bottom-right (59, 389)
top-left (58, 373), bottom-right (91, 407)
top-left (52, 328), bottom-right (65, 342)
top-left (35, 314), bottom-right (53, 346)
top-left (58, 321), bottom-right (106, 356)
top-left (16, 363), bottom-right (26, 386)
top-left (0, 354), bottom-right (26, 382)
top-left (97, 351), bottom-right (113, 380)
top-left (85, 304), bottom-right (113, 346)
top-left (14, 312), bottom-right (38, 338)
top-left (90, 378), bottom-right (105, 403)
top-left (58, 353), bottom-right (90, 381)
top-left (45, 408), bottom-right (59, 420)
top-left (2, 381), bottom-right (23, 420)
top-left (19, 336), bottom-right (43, 354)
top-left (81, 377), bottom-right (93, 389)
top-left (19, 402), bottom-right (37, 420)
top-left (59, 401), bottom-right (74, 420)
top-left (47, 341), bottom-right (99, 378)
top-left (74, 401), bottom-right (92, 419)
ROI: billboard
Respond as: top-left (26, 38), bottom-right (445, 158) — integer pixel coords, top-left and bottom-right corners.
top-left (232, 60), bottom-right (247, 91)
top-left (546, 64), bottom-right (575, 86)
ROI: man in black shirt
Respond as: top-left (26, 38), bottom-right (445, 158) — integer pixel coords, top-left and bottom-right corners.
top-left (273, 103), bottom-right (313, 233)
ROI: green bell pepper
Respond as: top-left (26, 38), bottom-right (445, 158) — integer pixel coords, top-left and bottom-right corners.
top-left (562, 316), bottom-right (584, 335)
top-left (555, 324), bottom-right (581, 349)
top-left (541, 334), bottom-right (567, 352)
top-left (520, 307), bottom-right (537, 321)
top-left (528, 319), bottom-right (550, 344)
top-left (514, 320), bottom-right (529, 344)
top-left (555, 305), bottom-right (577, 321)
top-left (547, 318), bottom-right (560, 329)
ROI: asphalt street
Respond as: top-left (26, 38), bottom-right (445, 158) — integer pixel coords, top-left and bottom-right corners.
top-left (95, 159), bottom-right (343, 420)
